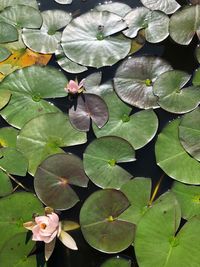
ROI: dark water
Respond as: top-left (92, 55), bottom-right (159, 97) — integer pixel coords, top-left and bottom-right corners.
top-left (0, 0), bottom-right (199, 266)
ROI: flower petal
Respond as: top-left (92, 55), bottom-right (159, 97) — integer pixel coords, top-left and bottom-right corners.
top-left (58, 230), bottom-right (78, 250)
top-left (23, 221), bottom-right (35, 230)
top-left (45, 238), bottom-right (56, 261)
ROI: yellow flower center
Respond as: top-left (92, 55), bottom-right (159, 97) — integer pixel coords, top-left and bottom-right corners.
top-left (40, 223), bottom-right (47, 229)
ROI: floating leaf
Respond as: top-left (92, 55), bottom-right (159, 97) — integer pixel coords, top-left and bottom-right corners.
top-left (172, 181), bottom-right (200, 220)
top-left (0, 22), bottom-right (18, 43)
top-left (140, 0), bottom-right (180, 14)
top-left (153, 70), bottom-right (200, 114)
top-left (83, 136), bottom-right (135, 189)
top-left (135, 192), bottom-right (200, 267)
top-left (169, 5), bottom-right (200, 45)
top-left (192, 68), bottom-right (200, 86)
top-left (0, 47), bottom-right (11, 62)
top-left (34, 153), bottom-right (89, 210)
top-left (101, 257), bottom-right (131, 267)
top-left (80, 189), bottom-right (135, 253)
top-left (0, 90), bottom-right (11, 109)
top-left (179, 107), bottom-right (200, 161)
top-left (55, 45), bottom-right (87, 74)
top-left (0, 0), bottom-right (38, 11)
top-left (114, 56), bottom-right (172, 109)
top-left (17, 112), bottom-right (86, 175)
top-left (0, 127), bottom-right (19, 148)
top-left (0, 147), bottom-right (28, 176)
top-left (95, 2), bottom-right (132, 17)
top-left (0, 5), bottom-right (42, 29)
top-left (0, 192), bottom-right (43, 250)
top-left (22, 10), bottom-right (72, 54)
top-left (0, 169), bottom-right (12, 197)
top-left (93, 92), bottom-right (158, 149)
top-left (123, 8), bottom-right (169, 43)
top-left (119, 178), bottom-right (152, 224)
top-left (0, 65), bottom-right (68, 128)
top-left (129, 30), bottom-right (146, 55)
top-left (55, 0), bottom-right (72, 4)
top-left (61, 11), bottom-right (131, 68)
top-left (155, 119), bottom-right (200, 184)
top-left (69, 94), bottom-right (109, 132)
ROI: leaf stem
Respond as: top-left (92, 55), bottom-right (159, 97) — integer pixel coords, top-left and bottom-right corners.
top-left (148, 173), bottom-right (165, 206)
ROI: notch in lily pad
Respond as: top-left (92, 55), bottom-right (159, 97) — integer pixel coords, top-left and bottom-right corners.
top-left (34, 153), bottom-right (89, 210)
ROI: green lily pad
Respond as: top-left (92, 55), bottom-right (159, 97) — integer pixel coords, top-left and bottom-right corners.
top-left (0, 0), bottom-right (38, 11)
top-left (69, 94), bottom-right (109, 132)
top-left (179, 107), bottom-right (200, 161)
top-left (135, 192), bottom-right (200, 267)
top-left (0, 147), bottom-right (28, 176)
top-left (55, 45), bottom-right (87, 74)
top-left (119, 177), bottom-right (152, 224)
top-left (22, 10), bottom-right (72, 54)
top-left (0, 127), bottom-right (19, 148)
top-left (0, 192), bottom-right (43, 250)
top-left (0, 22), bottom-right (18, 43)
top-left (0, 169), bottom-right (12, 197)
top-left (172, 181), bottom-right (200, 220)
top-left (192, 68), bottom-right (200, 86)
top-left (80, 189), bottom-right (135, 253)
top-left (0, 90), bottom-right (11, 110)
top-left (0, 47), bottom-right (11, 62)
top-left (101, 257), bottom-right (131, 267)
top-left (114, 56), bottom-right (172, 109)
top-left (0, 65), bottom-right (68, 128)
top-left (61, 11), bottom-right (131, 68)
top-left (140, 0), bottom-right (180, 14)
top-left (169, 5), bottom-right (200, 45)
top-left (17, 112), bottom-right (87, 175)
top-left (123, 8), bottom-right (169, 43)
top-left (95, 2), bottom-right (132, 17)
top-left (153, 70), bottom-right (200, 114)
top-left (14, 254), bottom-right (46, 267)
top-left (93, 92), bottom-right (158, 149)
top-left (55, 0), bottom-right (72, 4)
top-left (83, 136), bottom-right (135, 189)
top-left (155, 119), bottom-right (200, 184)
top-left (34, 153), bottom-right (89, 210)
top-left (0, 5), bottom-right (42, 29)
top-left (196, 45), bottom-right (200, 63)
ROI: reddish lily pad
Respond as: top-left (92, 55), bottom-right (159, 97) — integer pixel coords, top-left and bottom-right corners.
top-left (80, 189), bottom-right (135, 253)
top-left (34, 153), bottom-right (89, 210)
top-left (69, 94), bottom-right (109, 132)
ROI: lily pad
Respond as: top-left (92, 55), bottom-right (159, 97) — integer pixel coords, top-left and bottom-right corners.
top-left (22, 10), bottom-right (72, 54)
top-left (179, 107), bottom-right (200, 161)
top-left (0, 192), bottom-right (43, 250)
top-left (135, 192), bottom-right (200, 267)
top-left (172, 181), bottom-right (200, 220)
top-left (69, 94), bottom-right (109, 132)
top-left (0, 47), bottom-right (11, 62)
top-left (0, 169), bottom-right (12, 197)
top-left (93, 92), bottom-right (158, 149)
top-left (119, 177), bottom-right (152, 224)
top-left (140, 0), bottom-right (180, 14)
top-left (114, 56), bottom-right (172, 109)
top-left (83, 136), bottom-right (135, 189)
top-left (17, 112), bottom-right (86, 175)
top-left (129, 30), bottom-right (146, 55)
top-left (169, 5), bottom-right (200, 45)
top-left (55, 0), bottom-right (72, 4)
top-left (123, 8), bottom-right (169, 43)
top-left (0, 65), bottom-right (68, 128)
top-left (0, 0), bottom-right (38, 11)
top-left (155, 119), bottom-right (200, 184)
top-left (61, 11), bottom-right (131, 68)
top-left (101, 257), bottom-right (131, 267)
top-left (192, 68), bottom-right (200, 86)
top-left (153, 70), bottom-right (200, 114)
top-left (0, 5), bottom-right (42, 29)
top-left (0, 127), bottom-right (19, 148)
top-left (0, 90), bottom-right (11, 109)
top-left (95, 2), bottom-right (132, 17)
top-left (34, 153), bottom-right (89, 210)
top-left (80, 189), bottom-right (135, 253)
top-left (0, 22), bottom-right (18, 43)
top-left (0, 147), bottom-right (28, 176)
top-left (55, 45), bottom-right (87, 74)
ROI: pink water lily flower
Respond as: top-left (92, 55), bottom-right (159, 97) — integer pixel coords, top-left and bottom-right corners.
top-left (24, 210), bottom-right (78, 261)
top-left (65, 79), bottom-right (85, 94)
